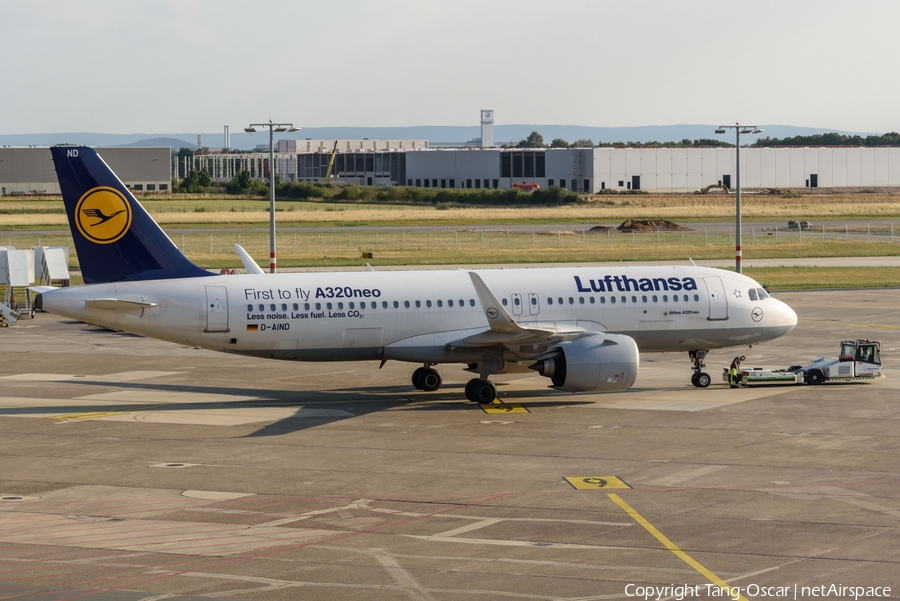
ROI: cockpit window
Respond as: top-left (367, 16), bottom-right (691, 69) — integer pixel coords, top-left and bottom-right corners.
top-left (748, 288), bottom-right (758, 301)
top-left (757, 288), bottom-right (769, 299)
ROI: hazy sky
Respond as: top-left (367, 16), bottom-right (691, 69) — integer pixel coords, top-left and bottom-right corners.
top-left (1, 0), bottom-right (897, 135)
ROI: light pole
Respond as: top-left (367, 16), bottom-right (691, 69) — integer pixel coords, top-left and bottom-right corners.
top-left (245, 120), bottom-right (299, 273)
top-left (714, 123), bottom-right (763, 273)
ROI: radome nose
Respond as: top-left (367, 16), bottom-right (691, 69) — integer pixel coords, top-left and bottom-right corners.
top-left (776, 299), bottom-right (798, 330)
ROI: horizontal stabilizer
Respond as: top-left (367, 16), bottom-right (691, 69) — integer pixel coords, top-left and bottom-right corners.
top-left (84, 298), bottom-right (159, 316)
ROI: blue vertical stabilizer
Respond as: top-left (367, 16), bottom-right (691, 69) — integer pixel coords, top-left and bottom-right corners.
top-left (51, 146), bottom-right (213, 284)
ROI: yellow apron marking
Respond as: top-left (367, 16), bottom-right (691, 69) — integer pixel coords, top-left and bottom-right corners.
top-left (480, 404), bottom-right (529, 414)
top-left (608, 493), bottom-right (748, 601)
top-left (48, 411), bottom-right (131, 421)
top-left (564, 476), bottom-right (631, 490)
top-left (48, 404), bottom-right (167, 421)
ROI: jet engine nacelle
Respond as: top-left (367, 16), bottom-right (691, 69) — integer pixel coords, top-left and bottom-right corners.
top-left (531, 333), bottom-right (639, 392)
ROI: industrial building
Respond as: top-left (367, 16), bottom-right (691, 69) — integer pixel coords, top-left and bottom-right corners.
top-left (192, 145), bottom-right (900, 193)
top-left (4, 143), bottom-right (900, 196)
top-left (0, 147), bottom-right (171, 195)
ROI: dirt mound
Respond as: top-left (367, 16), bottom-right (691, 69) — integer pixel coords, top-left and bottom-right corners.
top-left (587, 225), bottom-right (613, 231)
top-left (617, 219), bottom-right (692, 232)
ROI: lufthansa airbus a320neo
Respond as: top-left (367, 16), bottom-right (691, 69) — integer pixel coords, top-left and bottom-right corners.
top-left (35, 146), bottom-right (797, 403)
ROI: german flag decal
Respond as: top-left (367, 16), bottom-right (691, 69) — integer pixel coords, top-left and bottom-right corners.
top-left (246, 324), bottom-right (259, 331)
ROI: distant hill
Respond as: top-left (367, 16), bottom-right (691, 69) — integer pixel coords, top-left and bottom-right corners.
top-left (122, 137), bottom-right (196, 149)
top-left (0, 125), bottom-right (877, 150)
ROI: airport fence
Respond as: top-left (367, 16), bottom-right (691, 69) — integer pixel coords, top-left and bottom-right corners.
top-left (2, 223), bottom-right (899, 269)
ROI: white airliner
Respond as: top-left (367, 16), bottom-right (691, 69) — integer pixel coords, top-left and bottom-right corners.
top-left (35, 147), bottom-right (797, 403)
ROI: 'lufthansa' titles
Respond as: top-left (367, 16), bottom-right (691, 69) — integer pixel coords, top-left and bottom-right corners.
top-left (574, 274), bottom-right (697, 293)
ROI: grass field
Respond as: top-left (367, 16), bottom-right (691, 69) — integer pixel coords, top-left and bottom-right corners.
top-left (3, 192), bottom-right (900, 228)
top-left (4, 192), bottom-right (900, 289)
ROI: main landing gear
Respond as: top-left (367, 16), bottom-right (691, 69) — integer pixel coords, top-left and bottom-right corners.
top-left (411, 365), bottom-right (442, 392)
top-left (464, 378), bottom-right (497, 404)
top-left (689, 350), bottom-right (711, 388)
top-left (410, 364), bottom-right (498, 404)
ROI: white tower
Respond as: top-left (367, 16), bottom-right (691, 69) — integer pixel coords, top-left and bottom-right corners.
top-left (224, 125), bottom-right (230, 150)
top-left (480, 110), bottom-right (494, 147)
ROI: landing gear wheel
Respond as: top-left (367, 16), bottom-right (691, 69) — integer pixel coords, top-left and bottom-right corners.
top-left (695, 372), bottom-right (711, 388)
top-left (420, 369), bottom-right (442, 392)
top-left (411, 367), bottom-right (427, 390)
top-left (805, 369), bottom-right (825, 385)
top-left (465, 378), bottom-right (497, 404)
top-left (690, 373), bottom-right (700, 387)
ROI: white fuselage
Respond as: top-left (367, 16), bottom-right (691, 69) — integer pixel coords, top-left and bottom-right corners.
top-left (40, 265), bottom-right (797, 366)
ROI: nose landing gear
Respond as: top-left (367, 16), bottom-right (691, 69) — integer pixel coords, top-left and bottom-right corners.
top-left (689, 350), bottom-right (711, 388)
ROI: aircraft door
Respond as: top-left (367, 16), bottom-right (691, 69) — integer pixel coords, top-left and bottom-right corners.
top-left (205, 286), bottom-right (229, 332)
top-left (511, 293), bottom-right (523, 316)
top-left (703, 276), bottom-right (728, 320)
top-left (528, 292), bottom-right (540, 315)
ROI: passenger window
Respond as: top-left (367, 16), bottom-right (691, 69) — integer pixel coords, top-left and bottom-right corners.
top-left (693, 294), bottom-right (699, 301)
top-left (663, 295), bottom-right (668, 302)
top-left (395, 301), bottom-right (400, 308)
top-left (259, 304), bottom-right (264, 311)
top-left (641, 295), bottom-right (647, 303)
top-left (415, 300), bottom-right (421, 308)
top-left (547, 298), bottom-right (553, 305)
top-left (327, 302), bottom-right (333, 310)
top-left (632, 296), bottom-right (637, 303)
top-left (568, 297), bottom-right (574, 304)
top-left (611, 296), bottom-right (616, 304)
top-left (270, 304), bottom-right (276, 311)
top-left (315, 303), bottom-right (321, 310)
top-left (683, 295), bottom-right (689, 302)
top-left (292, 303), bottom-right (298, 311)
top-left (600, 296), bottom-right (606, 304)
top-left (531, 297), bottom-right (538, 305)
top-left (653, 295), bottom-right (658, 302)
top-left (459, 299), bottom-right (465, 306)
top-left (579, 297), bottom-right (584, 304)
top-left (502, 298), bottom-right (508, 306)
top-left (621, 296), bottom-right (627, 303)
top-left (437, 300), bottom-right (442, 307)
top-left (426, 300), bottom-right (432, 308)
top-left (448, 299), bottom-right (454, 307)
top-left (282, 304), bottom-right (287, 311)
top-left (514, 297), bottom-right (520, 306)
top-left (589, 297), bottom-right (595, 304)
top-left (349, 302), bottom-right (355, 309)
top-left (383, 301), bottom-right (389, 308)
top-left (337, 302), bottom-right (343, 309)
top-left (470, 299), bottom-right (476, 306)
top-left (247, 304), bottom-right (253, 311)
top-left (558, 297), bottom-right (563, 305)
top-left (404, 301), bottom-right (410, 308)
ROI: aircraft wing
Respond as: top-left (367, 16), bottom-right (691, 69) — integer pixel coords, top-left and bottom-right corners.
top-left (449, 273), bottom-right (580, 349)
top-left (234, 244), bottom-right (265, 275)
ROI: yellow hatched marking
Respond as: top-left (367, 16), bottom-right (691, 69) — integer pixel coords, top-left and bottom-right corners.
top-left (564, 476), bottom-right (631, 490)
top-left (608, 493), bottom-right (748, 601)
top-left (480, 404), bottom-right (529, 414)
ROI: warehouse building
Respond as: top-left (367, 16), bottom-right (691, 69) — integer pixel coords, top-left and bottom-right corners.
top-left (264, 146), bottom-right (900, 193)
top-left (0, 147), bottom-right (171, 195)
